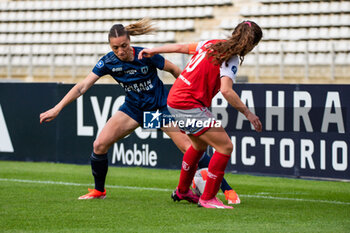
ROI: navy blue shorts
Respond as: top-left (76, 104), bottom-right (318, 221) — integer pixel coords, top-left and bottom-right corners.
top-left (119, 103), bottom-right (173, 128)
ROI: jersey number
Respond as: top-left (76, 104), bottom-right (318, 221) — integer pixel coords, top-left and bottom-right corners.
top-left (185, 49), bottom-right (207, 73)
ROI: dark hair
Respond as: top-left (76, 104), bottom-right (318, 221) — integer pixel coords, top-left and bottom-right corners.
top-left (108, 18), bottom-right (156, 41)
top-left (207, 20), bottom-right (263, 65)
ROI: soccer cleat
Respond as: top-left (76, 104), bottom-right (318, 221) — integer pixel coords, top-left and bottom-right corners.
top-left (198, 197), bottom-right (234, 209)
top-left (224, 189), bottom-right (241, 204)
top-left (78, 188), bottom-right (106, 200)
top-left (171, 188), bottom-right (200, 203)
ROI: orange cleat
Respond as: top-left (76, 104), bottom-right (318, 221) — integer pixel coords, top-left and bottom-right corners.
top-left (224, 189), bottom-right (241, 204)
top-left (78, 188), bottom-right (106, 200)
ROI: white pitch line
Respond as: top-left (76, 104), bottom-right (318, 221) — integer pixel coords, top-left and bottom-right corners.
top-left (242, 194), bottom-right (350, 205)
top-left (0, 178), bottom-right (349, 205)
top-left (0, 178), bottom-right (172, 192)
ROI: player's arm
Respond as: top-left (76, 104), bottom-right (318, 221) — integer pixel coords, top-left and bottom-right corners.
top-left (220, 76), bottom-right (262, 132)
top-left (163, 59), bottom-right (182, 79)
top-left (40, 72), bottom-right (100, 124)
top-left (138, 43), bottom-right (197, 59)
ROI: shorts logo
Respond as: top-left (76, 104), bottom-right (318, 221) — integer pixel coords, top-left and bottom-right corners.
top-left (143, 109), bottom-right (162, 129)
top-left (96, 60), bottom-right (104, 68)
top-left (141, 66), bottom-right (148, 74)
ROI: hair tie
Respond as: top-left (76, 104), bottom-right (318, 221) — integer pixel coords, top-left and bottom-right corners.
top-left (244, 21), bottom-right (252, 27)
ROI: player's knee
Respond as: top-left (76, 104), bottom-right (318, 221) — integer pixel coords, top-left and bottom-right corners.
top-left (93, 139), bottom-right (109, 154)
top-left (192, 144), bottom-right (207, 152)
top-left (177, 140), bottom-right (190, 154)
top-left (219, 142), bottom-right (233, 156)
top-left (177, 136), bottom-right (192, 153)
top-left (179, 145), bottom-right (188, 154)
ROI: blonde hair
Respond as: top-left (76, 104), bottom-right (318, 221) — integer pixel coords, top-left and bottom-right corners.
top-left (108, 18), bottom-right (156, 40)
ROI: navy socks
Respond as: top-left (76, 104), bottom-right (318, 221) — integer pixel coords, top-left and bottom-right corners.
top-left (197, 151), bottom-right (211, 169)
top-left (198, 152), bottom-right (232, 192)
top-left (90, 152), bottom-right (108, 192)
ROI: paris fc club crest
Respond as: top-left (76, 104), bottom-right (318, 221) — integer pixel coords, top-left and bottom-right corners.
top-left (141, 66), bottom-right (148, 74)
top-left (96, 60), bottom-right (104, 68)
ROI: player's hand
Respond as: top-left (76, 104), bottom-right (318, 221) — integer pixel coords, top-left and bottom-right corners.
top-left (138, 48), bottom-right (156, 59)
top-left (39, 107), bottom-right (60, 124)
top-left (246, 111), bottom-right (262, 132)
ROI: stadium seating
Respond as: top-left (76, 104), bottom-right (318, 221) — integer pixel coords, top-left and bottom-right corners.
top-left (223, 0), bottom-right (349, 82)
top-left (0, 0), bottom-right (349, 83)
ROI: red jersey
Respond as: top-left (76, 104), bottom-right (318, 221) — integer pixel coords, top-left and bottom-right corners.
top-left (167, 40), bottom-right (239, 109)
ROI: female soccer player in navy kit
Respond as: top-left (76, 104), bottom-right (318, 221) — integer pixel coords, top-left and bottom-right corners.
top-left (139, 21), bottom-right (263, 208)
top-left (40, 19), bottom-right (238, 203)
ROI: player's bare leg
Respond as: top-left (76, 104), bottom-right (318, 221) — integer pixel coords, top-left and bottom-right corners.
top-left (79, 111), bottom-right (139, 200)
top-left (190, 126), bottom-right (233, 155)
top-left (161, 124), bottom-right (191, 153)
top-left (93, 110), bottom-right (139, 154)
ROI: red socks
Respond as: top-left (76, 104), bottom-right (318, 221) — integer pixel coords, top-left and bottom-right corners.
top-left (201, 151), bottom-right (230, 200)
top-left (177, 146), bottom-right (231, 200)
top-left (177, 145), bottom-right (205, 193)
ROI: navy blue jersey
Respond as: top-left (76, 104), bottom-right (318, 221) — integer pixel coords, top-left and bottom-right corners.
top-left (92, 47), bottom-right (168, 110)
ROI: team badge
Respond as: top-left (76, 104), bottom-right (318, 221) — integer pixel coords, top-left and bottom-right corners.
top-left (231, 66), bottom-right (237, 75)
top-left (141, 66), bottom-right (148, 74)
top-left (96, 60), bottom-right (104, 68)
top-left (182, 161), bottom-right (190, 171)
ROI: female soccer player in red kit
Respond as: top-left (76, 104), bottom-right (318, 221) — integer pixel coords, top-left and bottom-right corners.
top-left (139, 21), bottom-right (263, 208)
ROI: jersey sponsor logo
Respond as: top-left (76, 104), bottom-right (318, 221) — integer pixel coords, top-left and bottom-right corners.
top-left (0, 105), bottom-right (14, 153)
top-left (112, 67), bottom-right (124, 77)
top-left (112, 67), bottom-right (123, 72)
top-left (125, 69), bottom-right (137, 75)
top-left (140, 66), bottom-right (148, 74)
top-left (96, 60), bottom-right (104, 68)
top-left (119, 79), bottom-right (154, 93)
top-left (231, 66), bottom-right (237, 75)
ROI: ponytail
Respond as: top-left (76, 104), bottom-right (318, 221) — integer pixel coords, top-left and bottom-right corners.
top-left (125, 18), bottom-right (156, 36)
top-left (108, 18), bottom-right (156, 41)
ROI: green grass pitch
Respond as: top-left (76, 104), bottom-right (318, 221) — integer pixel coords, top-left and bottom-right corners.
top-left (0, 161), bottom-right (349, 233)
